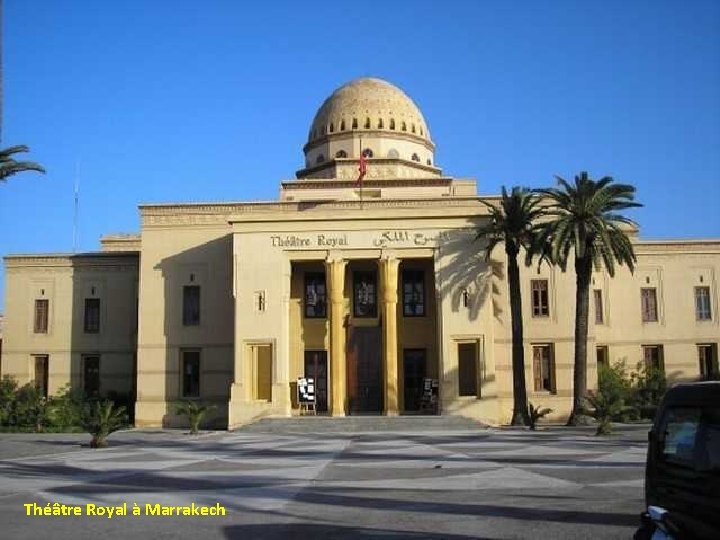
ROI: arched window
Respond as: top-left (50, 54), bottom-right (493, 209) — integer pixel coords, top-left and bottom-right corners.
top-left (364, 117), bottom-right (371, 129)
top-left (362, 148), bottom-right (373, 158)
top-left (420, 126), bottom-right (424, 136)
top-left (401, 121), bottom-right (407, 131)
top-left (329, 123), bottom-right (334, 133)
top-left (387, 149), bottom-right (399, 158)
top-left (411, 153), bottom-right (420, 162)
top-left (316, 154), bottom-right (325, 164)
top-left (352, 118), bottom-right (358, 129)
top-left (340, 120), bottom-right (346, 131)
top-left (389, 118), bottom-right (396, 130)
top-left (377, 118), bottom-right (384, 129)
top-left (335, 150), bottom-right (347, 158)
top-left (426, 158), bottom-right (432, 166)
top-left (411, 124), bottom-right (416, 134)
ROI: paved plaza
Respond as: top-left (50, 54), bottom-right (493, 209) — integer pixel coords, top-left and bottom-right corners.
top-left (0, 421), bottom-right (649, 539)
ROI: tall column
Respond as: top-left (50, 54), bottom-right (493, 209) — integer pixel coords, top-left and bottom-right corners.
top-left (380, 256), bottom-right (400, 416)
top-left (326, 258), bottom-right (347, 416)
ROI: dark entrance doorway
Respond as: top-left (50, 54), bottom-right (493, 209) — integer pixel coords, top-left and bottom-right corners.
top-left (403, 349), bottom-right (426, 412)
top-left (347, 326), bottom-right (383, 413)
top-left (304, 350), bottom-right (328, 413)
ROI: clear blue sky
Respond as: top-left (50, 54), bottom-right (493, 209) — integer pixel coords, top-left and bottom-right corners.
top-left (1, 0), bottom-right (719, 311)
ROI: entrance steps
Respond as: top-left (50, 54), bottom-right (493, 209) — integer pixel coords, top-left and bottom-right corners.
top-left (239, 415), bottom-right (487, 433)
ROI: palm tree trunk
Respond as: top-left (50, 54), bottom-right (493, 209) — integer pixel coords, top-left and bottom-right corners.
top-left (507, 242), bottom-right (529, 426)
top-left (567, 254), bottom-right (592, 425)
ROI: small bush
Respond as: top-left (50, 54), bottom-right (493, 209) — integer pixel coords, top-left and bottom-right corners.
top-left (584, 390), bottom-right (634, 435)
top-left (629, 362), bottom-right (667, 420)
top-left (82, 400), bottom-right (128, 448)
top-left (46, 384), bottom-right (85, 430)
top-left (528, 402), bottom-right (553, 430)
top-left (175, 401), bottom-right (215, 434)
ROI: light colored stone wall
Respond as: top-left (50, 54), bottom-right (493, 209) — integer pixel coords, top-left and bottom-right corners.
top-left (491, 240), bottom-right (720, 424)
top-left (134, 220), bottom-right (234, 428)
top-left (2, 253), bottom-right (138, 398)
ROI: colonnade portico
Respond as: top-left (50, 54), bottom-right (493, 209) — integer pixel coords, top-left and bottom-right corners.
top-left (325, 254), bottom-right (403, 416)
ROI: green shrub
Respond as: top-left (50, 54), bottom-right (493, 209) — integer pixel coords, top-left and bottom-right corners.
top-left (0, 375), bottom-right (19, 425)
top-left (629, 362), bottom-right (667, 420)
top-left (528, 402), bottom-right (553, 430)
top-left (82, 400), bottom-right (128, 448)
top-left (175, 401), bottom-right (215, 434)
top-left (12, 384), bottom-right (49, 431)
top-left (46, 384), bottom-right (85, 429)
top-left (598, 362), bottom-right (638, 422)
top-left (584, 390), bottom-right (634, 435)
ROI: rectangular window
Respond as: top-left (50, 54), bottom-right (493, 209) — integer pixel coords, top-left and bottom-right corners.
top-left (531, 279), bottom-right (549, 317)
top-left (181, 350), bottom-right (200, 398)
top-left (596, 346), bottom-right (609, 369)
top-left (304, 272), bottom-right (327, 318)
top-left (353, 271), bottom-right (377, 318)
top-left (84, 298), bottom-right (101, 333)
top-left (34, 355), bottom-right (49, 398)
top-left (594, 289), bottom-right (604, 324)
top-left (457, 342), bottom-right (478, 397)
top-left (695, 286), bottom-right (712, 321)
top-left (533, 344), bottom-right (555, 393)
top-left (402, 269), bottom-right (425, 317)
top-left (643, 345), bottom-right (665, 372)
top-left (182, 285), bottom-right (200, 326)
top-left (83, 356), bottom-right (100, 397)
top-left (253, 344), bottom-right (273, 401)
top-left (661, 407), bottom-right (701, 467)
top-left (641, 288), bottom-right (658, 322)
top-left (34, 299), bottom-right (49, 334)
top-left (699, 344), bottom-right (718, 380)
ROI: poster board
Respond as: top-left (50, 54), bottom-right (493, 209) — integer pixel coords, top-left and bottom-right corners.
top-left (297, 377), bottom-right (316, 415)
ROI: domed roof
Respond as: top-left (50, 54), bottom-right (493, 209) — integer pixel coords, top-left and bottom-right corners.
top-left (307, 77), bottom-right (432, 144)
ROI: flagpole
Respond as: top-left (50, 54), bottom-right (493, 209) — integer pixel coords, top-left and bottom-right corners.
top-left (359, 137), bottom-right (364, 211)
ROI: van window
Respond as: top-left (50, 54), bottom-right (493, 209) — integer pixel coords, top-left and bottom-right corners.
top-left (660, 406), bottom-right (720, 471)
top-left (701, 408), bottom-right (720, 471)
top-left (661, 407), bottom-right (701, 466)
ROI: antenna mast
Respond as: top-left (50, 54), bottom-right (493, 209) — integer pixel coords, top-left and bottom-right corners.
top-left (73, 160), bottom-right (79, 252)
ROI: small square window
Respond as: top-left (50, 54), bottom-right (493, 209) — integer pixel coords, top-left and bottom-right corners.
top-left (183, 286), bottom-right (200, 326)
top-left (34, 299), bottom-right (49, 334)
top-left (531, 280), bottom-right (549, 317)
top-left (304, 273), bottom-right (327, 318)
top-left (642, 345), bottom-right (664, 372)
top-left (402, 270), bottom-right (425, 317)
top-left (695, 286), bottom-right (712, 321)
top-left (353, 271), bottom-right (377, 318)
top-left (181, 350), bottom-right (200, 398)
top-left (83, 356), bottom-right (100, 397)
top-left (698, 344), bottom-right (718, 380)
top-left (594, 289), bottom-right (604, 325)
top-left (84, 298), bottom-right (101, 333)
top-left (457, 343), bottom-right (478, 397)
top-left (533, 344), bottom-right (555, 393)
top-left (641, 288), bottom-right (658, 322)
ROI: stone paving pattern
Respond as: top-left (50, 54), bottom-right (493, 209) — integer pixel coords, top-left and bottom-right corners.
top-left (0, 420), bottom-right (649, 539)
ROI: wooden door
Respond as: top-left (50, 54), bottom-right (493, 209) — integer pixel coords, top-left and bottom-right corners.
top-left (347, 326), bottom-right (383, 413)
top-left (403, 349), bottom-right (426, 412)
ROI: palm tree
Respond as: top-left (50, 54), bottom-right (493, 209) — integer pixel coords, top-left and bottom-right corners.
top-left (537, 172), bottom-right (641, 425)
top-left (477, 186), bottom-right (545, 426)
top-left (0, 145), bottom-right (45, 183)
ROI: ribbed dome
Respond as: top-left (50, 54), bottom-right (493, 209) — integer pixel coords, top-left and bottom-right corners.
top-left (307, 78), bottom-right (431, 144)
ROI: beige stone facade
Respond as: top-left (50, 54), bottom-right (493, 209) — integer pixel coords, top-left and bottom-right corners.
top-left (2, 78), bottom-right (719, 427)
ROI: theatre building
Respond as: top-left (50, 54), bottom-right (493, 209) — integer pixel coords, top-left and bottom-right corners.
top-left (2, 78), bottom-right (719, 428)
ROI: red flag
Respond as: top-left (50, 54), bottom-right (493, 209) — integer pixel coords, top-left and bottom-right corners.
top-left (357, 149), bottom-right (367, 185)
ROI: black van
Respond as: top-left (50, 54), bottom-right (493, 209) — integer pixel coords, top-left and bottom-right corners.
top-left (640, 381), bottom-right (720, 539)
